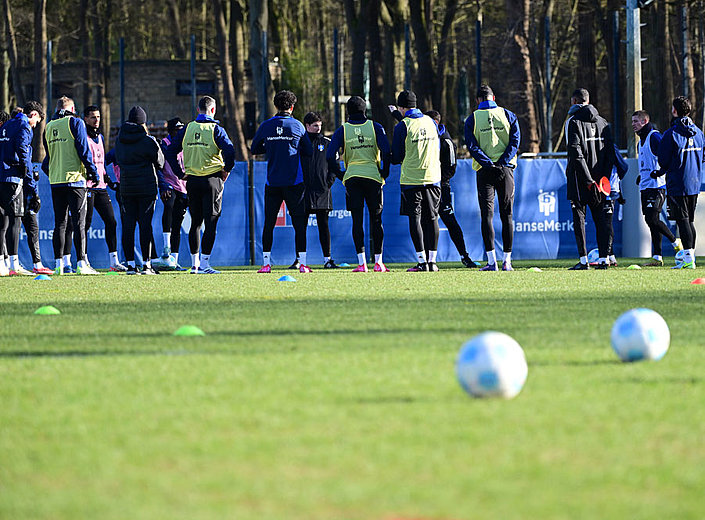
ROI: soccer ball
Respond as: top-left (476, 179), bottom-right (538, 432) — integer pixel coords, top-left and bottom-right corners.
top-left (455, 332), bottom-right (528, 399)
top-left (587, 248), bottom-right (600, 265)
top-left (674, 249), bottom-right (686, 268)
top-left (610, 308), bottom-right (670, 362)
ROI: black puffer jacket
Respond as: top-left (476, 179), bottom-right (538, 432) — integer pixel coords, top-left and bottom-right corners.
top-left (115, 122), bottom-right (165, 198)
top-left (303, 132), bottom-right (340, 211)
top-left (566, 104), bottom-right (613, 202)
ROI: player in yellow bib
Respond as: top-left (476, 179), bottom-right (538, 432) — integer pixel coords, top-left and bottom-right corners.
top-left (165, 96), bottom-right (236, 274)
top-left (326, 96), bottom-right (391, 272)
top-left (391, 90), bottom-right (442, 272)
top-left (464, 85), bottom-right (520, 271)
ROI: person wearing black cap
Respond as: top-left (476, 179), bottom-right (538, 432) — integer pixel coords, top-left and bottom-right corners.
top-left (83, 105), bottom-right (126, 272)
top-left (327, 96), bottom-right (391, 272)
top-left (158, 117), bottom-right (189, 270)
top-left (166, 96), bottom-right (236, 274)
top-left (42, 96), bottom-right (100, 275)
top-left (464, 84), bottom-right (521, 272)
top-left (391, 90), bottom-right (442, 272)
top-left (302, 111), bottom-right (342, 268)
top-left (114, 105), bottom-right (165, 274)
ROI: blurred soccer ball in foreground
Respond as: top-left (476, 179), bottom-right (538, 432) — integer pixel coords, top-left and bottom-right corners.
top-left (611, 308), bottom-right (670, 362)
top-left (587, 248), bottom-right (600, 265)
top-left (674, 249), bottom-right (686, 268)
top-left (456, 332), bottom-right (528, 399)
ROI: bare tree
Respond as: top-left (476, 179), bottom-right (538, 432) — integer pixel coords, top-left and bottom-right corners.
top-left (214, 0), bottom-right (249, 160)
top-left (33, 0), bottom-right (47, 162)
top-left (344, 0), bottom-right (368, 96)
top-left (249, 0), bottom-right (274, 122)
top-left (2, 0), bottom-right (24, 107)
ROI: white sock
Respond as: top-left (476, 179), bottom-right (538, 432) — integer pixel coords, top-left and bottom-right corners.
top-left (109, 251), bottom-right (119, 266)
top-left (63, 255), bottom-right (71, 267)
top-left (416, 251), bottom-right (427, 263)
top-left (9, 255), bottom-right (19, 269)
top-left (84, 254), bottom-right (91, 265)
top-left (128, 260), bottom-right (136, 268)
top-left (580, 255), bottom-right (588, 265)
top-left (487, 250), bottom-right (497, 265)
top-left (298, 252), bottom-right (307, 266)
top-left (374, 253), bottom-right (382, 264)
top-left (172, 252), bottom-right (179, 263)
top-left (685, 249), bottom-right (695, 264)
top-left (55, 258), bottom-right (62, 269)
top-left (263, 252), bottom-right (271, 266)
top-left (162, 233), bottom-right (170, 249)
top-left (324, 256), bottom-right (331, 263)
top-left (200, 254), bottom-right (210, 268)
top-left (428, 250), bottom-right (437, 263)
top-left (357, 252), bottom-right (366, 265)
top-left (598, 257), bottom-right (607, 264)
top-left (144, 259), bottom-right (151, 268)
top-left (503, 251), bottom-right (512, 263)
top-left (34, 262), bottom-right (43, 270)
top-left (608, 255), bottom-right (616, 263)
top-left (191, 253), bottom-right (200, 268)
top-left (77, 259), bottom-right (87, 269)
top-left (653, 255), bottom-right (662, 261)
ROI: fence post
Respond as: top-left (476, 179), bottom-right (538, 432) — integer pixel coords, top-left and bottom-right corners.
top-left (248, 158), bottom-right (256, 265)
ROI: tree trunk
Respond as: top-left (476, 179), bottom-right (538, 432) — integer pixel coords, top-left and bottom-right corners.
top-left (249, 0), bottom-right (274, 122)
top-left (80, 0), bottom-right (92, 110)
top-left (656, 0), bottom-right (674, 130)
top-left (434, 0), bottom-right (459, 114)
top-left (409, 0), bottom-right (435, 110)
top-left (344, 0), bottom-right (368, 97)
top-left (577, 0), bottom-right (597, 97)
top-left (96, 0), bottom-right (112, 145)
top-left (167, 0), bottom-right (186, 58)
top-left (33, 0), bottom-right (47, 162)
top-left (0, 11), bottom-right (9, 111)
top-left (214, 0), bottom-right (248, 161)
top-left (505, 0), bottom-right (539, 153)
top-left (230, 0), bottom-right (247, 137)
top-left (2, 0), bottom-right (24, 107)
top-left (367, 0), bottom-right (386, 125)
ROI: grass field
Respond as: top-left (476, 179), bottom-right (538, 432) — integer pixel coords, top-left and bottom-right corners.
top-left (1, 260), bottom-right (704, 520)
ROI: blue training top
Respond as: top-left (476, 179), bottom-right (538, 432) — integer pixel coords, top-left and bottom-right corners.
top-left (251, 113), bottom-right (313, 186)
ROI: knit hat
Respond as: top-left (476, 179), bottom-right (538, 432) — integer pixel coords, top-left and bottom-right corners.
top-left (128, 106), bottom-right (147, 124)
top-left (167, 117), bottom-right (184, 134)
top-left (347, 96), bottom-right (367, 116)
top-left (396, 90), bottom-right (417, 109)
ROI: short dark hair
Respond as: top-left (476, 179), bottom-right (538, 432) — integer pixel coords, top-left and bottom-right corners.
top-left (476, 84), bottom-right (494, 100)
top-left (673, 96), bottom-right (691, 117)
top-left (84, 105), bottom-right (100, 116)
top-left (303, 111), bottom-right (321, 125)
top-left (425, 110), bottom-right (441, 123)
top-left (198, 96), bottom-right (216, 113)
top-left (274, 90), bottom-right (297, 111)
top-left (347, 96), bottom-right (367, 116)
top-left (632, 110), bottom-right (650, 120)
top-left (572, 88), bottom-right (589, 104)
top-left (24, 100), bottom-right (45, 121)
top-left (0, 110), bottom-right (9, 125)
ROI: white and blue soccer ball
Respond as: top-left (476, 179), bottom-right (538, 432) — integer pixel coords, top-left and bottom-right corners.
top-left (587, 248), bottom-right (600, 265)
top-left (455, 332), bottom-right (528, 399)
top-left (610, 308), bottom-right (670, 362)
top-left (674, 249), bottom-right (687, 268)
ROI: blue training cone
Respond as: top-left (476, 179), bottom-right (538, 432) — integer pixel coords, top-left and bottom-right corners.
top-left (34, 274), bottom-right (52, 280)
top-left (278, 275), bottom-right (297, 282)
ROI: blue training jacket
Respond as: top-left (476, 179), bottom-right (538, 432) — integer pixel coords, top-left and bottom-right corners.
top-left (251, 112), bottom-right (312, 186)
top-left (326, 113), bottom-right (391, 178)
top-left (463, 100), bottom-right (521, 169)
top-left (657, 116), bottom-right (705, 196)
top-left (0, 113), bottom-right (36, 194)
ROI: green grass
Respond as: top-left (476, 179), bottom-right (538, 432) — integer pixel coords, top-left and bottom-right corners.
top-left (1, 260), bottom-right (704, 520)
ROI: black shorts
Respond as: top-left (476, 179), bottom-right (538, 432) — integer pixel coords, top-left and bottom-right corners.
top-left (186, 175), bottom-right (224, 218)
top-left (0, 182), bottom-right (24, 217)
top-left (265, 183), bottom-right (306, 217)
top-left (345, 176), bottom-right (383, 214)
top-left (641, 188), bottom-right (666, 215)
top-left (667, 194), bottom-right (698, 221)
top-left (400, 184), bottom-right (441, 218)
